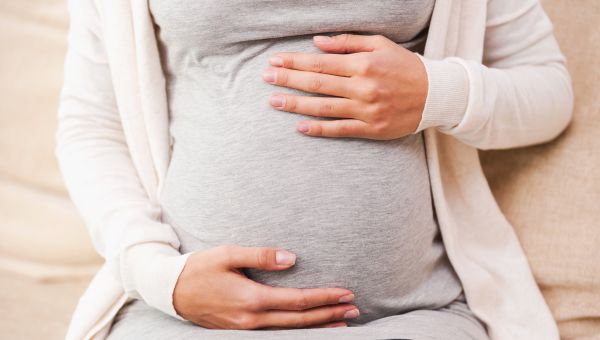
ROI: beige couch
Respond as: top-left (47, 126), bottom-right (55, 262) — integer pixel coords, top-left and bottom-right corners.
top-left (0, 0), bottom-right (597, 339)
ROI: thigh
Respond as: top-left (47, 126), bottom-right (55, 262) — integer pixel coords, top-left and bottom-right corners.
top-left (106, 295), bottom-right (489, 340)
top-left (360, 294), bottom-right (490, 340)
top-left (106, 299), bottom-right (387, 340)
top-left (106, 299), bottom-right (206, 340)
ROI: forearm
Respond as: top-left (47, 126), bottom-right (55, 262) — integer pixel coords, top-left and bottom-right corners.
top-left (56, 0), bottom-right (187, 320)
top-left (414, 0), bottom-right (573, 150)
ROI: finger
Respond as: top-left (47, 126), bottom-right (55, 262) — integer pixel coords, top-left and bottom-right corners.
top-left (311, 321), bottom-right (348, 328)
top-left (262, 321), bottom-right (348, 330)
top-left (253, 304), bottom-right (360, 329)
top-left (262, 66), bottom-right (360, 98)
top-left (218, 245), bottom-right (297, 270)
top-left (269, 52), bottom-right (359, 77)
top-left (297, 119), bottom-right (372, 139)
top-left (313, 33), bottom-right (389, 54)
top-left (269, 93), bottom-right (368, 121)
top-left (256, 285), bottom-right (355, 311)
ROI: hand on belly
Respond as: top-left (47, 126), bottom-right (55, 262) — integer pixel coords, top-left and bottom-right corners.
top-left (261, 33), bottom-right (428, 140)
top-left (162, 33), bottom-right (446, 327)
top-left (172, 244), bottom-right (359, 330)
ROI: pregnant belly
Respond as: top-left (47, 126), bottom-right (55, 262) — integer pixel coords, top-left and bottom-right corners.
top-left (160, 123), bottom-right (460, 323)
top-left (160, 41), bottom-right (459, 321)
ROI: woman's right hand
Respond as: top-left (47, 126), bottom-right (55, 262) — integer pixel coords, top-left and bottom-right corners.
top-left (173, 245), bottom-right (359, 330)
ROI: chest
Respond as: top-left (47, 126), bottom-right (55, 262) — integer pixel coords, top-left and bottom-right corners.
top-left (149, 0), bottom-right (436, 55)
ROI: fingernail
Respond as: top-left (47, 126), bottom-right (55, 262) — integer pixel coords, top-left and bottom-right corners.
top-left (269, 56), bottom-right (284, 67)
top-left (269, 94), bottom-right (285, 108)
top-left (343, 309), bottom-right (359, 319)
top-left (314, 35), bottom-right (332, 43)
top-left (262, 69), bottom-right (277, 83)
top-left (275, 250), bottom-right (296, 265)
top-left (338, 294), bottom-right (354, 303)
top-left (297, 123), bottom-right (310, 133)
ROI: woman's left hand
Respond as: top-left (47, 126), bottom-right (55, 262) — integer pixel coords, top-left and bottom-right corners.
top-left (261, 33), bottom-right (428, 140)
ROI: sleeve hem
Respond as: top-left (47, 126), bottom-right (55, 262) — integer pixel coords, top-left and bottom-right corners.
top-left (414, 54), bottom-right (470, 133)
top-left (121, 241), bottom-right (192, 321)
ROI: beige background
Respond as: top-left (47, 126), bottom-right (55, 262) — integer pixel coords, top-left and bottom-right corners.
top-left (0, 0), bottom-right (597, 339)
top-left (0, 1), bottom-right (101, 340)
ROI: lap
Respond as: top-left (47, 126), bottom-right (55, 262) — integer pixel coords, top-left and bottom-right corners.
top-left (106, 294), bottom-right (489, 340)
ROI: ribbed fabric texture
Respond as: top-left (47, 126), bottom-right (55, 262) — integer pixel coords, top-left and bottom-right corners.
top-left (122, 242), bottom-right (191, 320)
top-left (415, 55), bottom-right (470, 132)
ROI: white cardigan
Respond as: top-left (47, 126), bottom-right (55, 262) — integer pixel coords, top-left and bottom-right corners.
top-left (55, 0), bottom-right (573, 339)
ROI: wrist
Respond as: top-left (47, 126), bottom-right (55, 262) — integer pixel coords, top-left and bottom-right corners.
top-left (121, 242), bottom-right (192, 321)
top-left (413, 54), bottom-right (470, 133)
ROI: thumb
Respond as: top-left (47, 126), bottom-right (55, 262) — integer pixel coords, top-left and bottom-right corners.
top-left (219, 245), bottom-right (297, 270)
top-left (313, 33), bottom-right (384, 53)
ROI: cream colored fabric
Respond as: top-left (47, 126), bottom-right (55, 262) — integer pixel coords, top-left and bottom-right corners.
top-left (480, 0), bottom-right (600, 339)
top-left (55, 0), bottom-right (573, 339)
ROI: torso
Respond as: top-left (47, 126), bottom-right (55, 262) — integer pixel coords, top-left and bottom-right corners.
top-left (150, 0), bottom-right (462, 324)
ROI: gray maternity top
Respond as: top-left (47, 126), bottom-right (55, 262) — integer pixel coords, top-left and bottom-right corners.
top-left (107, 1), bottom-right (489, 339)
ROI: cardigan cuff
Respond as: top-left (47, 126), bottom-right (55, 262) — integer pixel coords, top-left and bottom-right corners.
top-left (121, 242), bottom-right (192, 321)
top-left (414, 54), bottom-right (470, 133)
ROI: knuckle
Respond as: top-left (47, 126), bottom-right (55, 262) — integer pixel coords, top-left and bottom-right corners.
top-left (278, 69), bottom-right (289, 85)
top-left (290, 314), bottom-right (308, 328)
top-left (307, 75), bottom-right (324, 92)
top-left (342, 34), bottom-right (354, 51)
top-left (325, 289), bottom-right (337, 304)
top-left (287, 96), bottom-right (298, 112)
top-left (221, 314), bottom-right (240, 329)
top-left (218, 244), bottom-right (236, 262)
top-left (287, 54), bottom-right (297, 69)
top-left (241, 286), bottom-right (262, 311)
top-left (336, 123), bottom-right (348, 135)
top-left (294, 289), bottom-right (310, 310)
top-left (311, 124), bottom-right (322, 136)
top-left (310, 58), bottom-right (325, 73)
top-left (256, 248), bottom-right (272, 268)
top-left (236, 313), bottom-right (258, 330)
top-left (357, 55), bottom-right (375, 76)
top-left (338, 33), bottom-right (351, 44)
top-left (317, 102), bottom-right (334, 116)
top-left (373, 120), bottom-right (390, 134)
top-left (361, 82), bottom-right (381, 103)
top-left (368, 103), bottom-right (385, 120)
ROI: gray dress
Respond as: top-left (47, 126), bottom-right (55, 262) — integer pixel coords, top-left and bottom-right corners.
top-left (107, 1), bottom-right (489, 339)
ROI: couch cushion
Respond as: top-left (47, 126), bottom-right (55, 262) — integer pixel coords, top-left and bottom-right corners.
top-left (0, 0), bottom-right (102, 276)
top-left (480, 0), bottom-right (600, 338)
top-left (0, 0), bottom-right (69, 193)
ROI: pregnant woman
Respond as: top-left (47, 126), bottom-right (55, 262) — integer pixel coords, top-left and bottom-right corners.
top-left (56, 0), bottom-right (573, 339)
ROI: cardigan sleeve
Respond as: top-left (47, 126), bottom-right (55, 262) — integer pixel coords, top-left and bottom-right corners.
top-left (414, 0), bottom-right (574, 150)
top-left (55, 0), bottom-right (190, 320)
